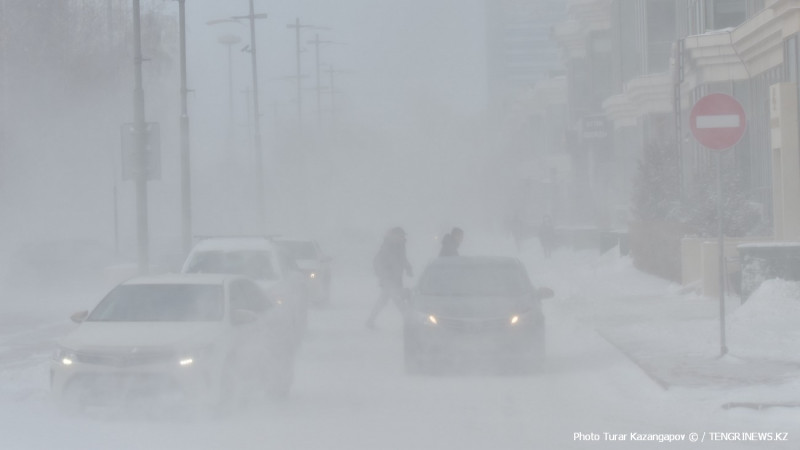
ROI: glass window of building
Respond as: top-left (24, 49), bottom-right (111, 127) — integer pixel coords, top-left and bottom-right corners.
top-left (705, 0), bottom-right (747, 30)
top-left (646, 0), bottom-right (676, 73)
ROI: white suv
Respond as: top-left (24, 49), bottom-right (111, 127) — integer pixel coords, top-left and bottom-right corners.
top-left (271, 237), bottom-right (332, 305)
top-left (181, 237), bottom-right (309, 343)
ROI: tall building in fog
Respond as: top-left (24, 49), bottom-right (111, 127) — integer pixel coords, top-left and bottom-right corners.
top-left (485, 0), bottom-right (566, 109)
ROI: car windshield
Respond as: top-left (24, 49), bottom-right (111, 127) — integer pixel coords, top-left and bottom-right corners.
top-left (418, 263), bottom-right (530, 297)
top-left (185, 250), bottom-right (278, 280)
top-left (87, 284), bottom-right (224, 322)
top-left (276, 241), bottom-right (317, 259)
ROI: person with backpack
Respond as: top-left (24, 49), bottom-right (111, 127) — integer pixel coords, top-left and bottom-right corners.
top-left (366, 227), bottom-right (413, 329)
top-left (438, 227), bottom-right (463, 257)
top-left (539, 215), bottom-right (556, 258)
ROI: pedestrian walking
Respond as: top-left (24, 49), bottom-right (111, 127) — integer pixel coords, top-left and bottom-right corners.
top-left (539, 215), bottom-right (556, 258)
top-left (366, 227), bottom-right (413, 329)
top-left (439, 227), bottom-right (463, 257)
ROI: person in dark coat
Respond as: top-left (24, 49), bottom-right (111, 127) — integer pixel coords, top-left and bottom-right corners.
top-left (366, 227), bottom-right (413, 329)
top-left (439, 227), bottom-right (463, 257)
top-left (538, 215), bottom-right (556, 258)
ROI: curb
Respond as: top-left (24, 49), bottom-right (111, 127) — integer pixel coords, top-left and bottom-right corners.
top-left (596, 329), bottom-right (671, 391)
top-left (722, 402), bottom-right (800, 410)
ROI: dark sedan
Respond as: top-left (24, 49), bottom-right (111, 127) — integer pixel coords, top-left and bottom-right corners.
top-left (403, 256), bottom-right (552, 374)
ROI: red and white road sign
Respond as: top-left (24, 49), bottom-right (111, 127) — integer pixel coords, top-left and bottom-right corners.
top-left (689, 93), bottom-right (746, 150)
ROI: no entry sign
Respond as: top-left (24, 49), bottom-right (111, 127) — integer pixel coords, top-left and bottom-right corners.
top-left (689, 93), bottom-right (746, 150)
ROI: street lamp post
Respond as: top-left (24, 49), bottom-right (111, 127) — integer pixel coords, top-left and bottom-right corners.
top-left (107, 0), bottom-right (120, 256)
top-left (132, 0), bottom-right (150, 274)
top-left (176, 0), bottom-right (192, 256)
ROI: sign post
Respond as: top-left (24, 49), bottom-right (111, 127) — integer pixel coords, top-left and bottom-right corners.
top-left (689, 93), bottom-right (746, 357)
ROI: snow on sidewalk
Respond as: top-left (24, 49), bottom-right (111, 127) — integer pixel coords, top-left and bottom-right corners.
top-left (515, 240), bottom-right (800, 391)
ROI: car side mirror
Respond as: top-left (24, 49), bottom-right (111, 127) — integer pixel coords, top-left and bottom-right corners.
top-left (231, 309), bottom-right (258, 326)
top-left (70, 310), bottom-right (89, 324)
top-left (534, 287), bottom-right (554, 300)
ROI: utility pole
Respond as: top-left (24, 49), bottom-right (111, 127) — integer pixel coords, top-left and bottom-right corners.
top-left (286, 19), bottom-right (328, 127)
top-left (309, 34), bottom-right (327, 126)
top-left (177, 0), bottom-right (192, 256)
top-left (132, 0), bottom-right (150, 274)
top-left (218, 34), bottom-right (241, 139)
top-left (325, 64), bottom-right (351, 120)
top-left (0, 0), bottom-right (6, 198)
top-left (107, 0), bottom-right (120, 256)
top-left (206, 19), bottom-right (244, 141)
top-left (233, 2), bottom-right (267, 231)
top-left (328, 65), bottom-right (336, 119)
top-left (289, 18), bottom-right (304, 127)
top-left (307, 34), bottom-right (344, 127)
top-left (242, 86), bottom-right (253, 150)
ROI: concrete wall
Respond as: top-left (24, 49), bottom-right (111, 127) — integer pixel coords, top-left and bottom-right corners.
top-left (771, 83), bottom-right (800, 240)
top-left (682, 237), bottom-right (770, 296)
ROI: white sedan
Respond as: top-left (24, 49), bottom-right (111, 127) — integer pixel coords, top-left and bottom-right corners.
top-left (50, 274), bottom-right (295, 414)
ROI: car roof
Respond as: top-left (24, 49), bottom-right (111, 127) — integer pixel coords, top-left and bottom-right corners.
top-left (271, 237), bottom-right (315, 244)
top-left (121, 273), bottom-right (240, 286)
top-left (190, 237), bottom-right (277, 252)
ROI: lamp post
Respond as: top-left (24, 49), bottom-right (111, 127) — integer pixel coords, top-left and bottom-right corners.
top-left (107, 0), bottom-right (119, 256)
top-left (132, 0), bottom-right (150, 274)
top-left (176, 0), bottom-right (192, 256)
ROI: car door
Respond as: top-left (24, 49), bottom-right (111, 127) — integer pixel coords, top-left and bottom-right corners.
top-left (228, 279), bottom-right (269, 373)
top-left (242, 279), bottom-right (294, 353)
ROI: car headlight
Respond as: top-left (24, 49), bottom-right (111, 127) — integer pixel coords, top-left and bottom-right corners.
top-left (54, 347), bottom-right (77, 366)
top-left (509, 310), bottom-right (543, 326)
top-left (409, 311), bottom-right (438, 326)
top-left (178, 345), bottom-right (214, 368)
top-left (309, 272), bottom-right (317, 279)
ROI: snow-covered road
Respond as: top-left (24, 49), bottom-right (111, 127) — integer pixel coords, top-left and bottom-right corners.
top-left (1, 238), bottom-right (798, 449)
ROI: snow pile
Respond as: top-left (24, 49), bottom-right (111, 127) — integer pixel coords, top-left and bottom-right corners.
top-left (525, 245), bottom-right (680, 302)
top-left (728, 279), bottom-right (800, 361)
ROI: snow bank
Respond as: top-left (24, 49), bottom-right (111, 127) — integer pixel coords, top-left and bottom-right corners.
top-left (728, 279), bottom-right (800, 361)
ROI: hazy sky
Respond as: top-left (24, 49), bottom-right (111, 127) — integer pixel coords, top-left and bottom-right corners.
top-left (0, 0), bottom-right (493, 260)
top-left (175, 0), bottom-right (488, 129)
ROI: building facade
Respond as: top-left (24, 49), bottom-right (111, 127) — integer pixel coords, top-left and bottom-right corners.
top-left (540, 0), bottom-right (800, 292)
top-left (485, 0), bottom-right (567, 110)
